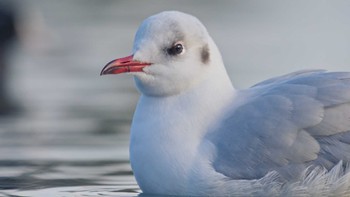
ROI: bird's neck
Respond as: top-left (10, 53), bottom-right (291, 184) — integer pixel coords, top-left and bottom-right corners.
top-left (129, 65), bottom-right (235, 194)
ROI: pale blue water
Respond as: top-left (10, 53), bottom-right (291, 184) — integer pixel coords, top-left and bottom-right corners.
top-left (1, 0), bottom-right (350, 196)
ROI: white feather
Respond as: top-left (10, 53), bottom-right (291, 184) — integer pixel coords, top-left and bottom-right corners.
top-left (115, 11), bottom-right (350, 196)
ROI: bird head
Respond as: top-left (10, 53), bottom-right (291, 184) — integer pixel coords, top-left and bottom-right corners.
top-left (101, 11), bottom-right (224, 97)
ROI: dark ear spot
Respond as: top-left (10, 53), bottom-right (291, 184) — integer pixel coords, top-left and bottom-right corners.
top-left (201, 44), bottom-right (210, 64)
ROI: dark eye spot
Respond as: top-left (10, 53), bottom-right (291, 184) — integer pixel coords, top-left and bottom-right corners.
top-left (167, 43), bottom-right (184, 56)
top-left (201, 44), bottom-right (210, 64)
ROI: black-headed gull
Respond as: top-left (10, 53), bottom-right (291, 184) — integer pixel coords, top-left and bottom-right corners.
top-left (101, 11), bottom-right (350, 196)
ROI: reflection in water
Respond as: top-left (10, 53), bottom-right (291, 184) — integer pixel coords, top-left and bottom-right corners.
top-left (0, 159), bottom-right (139, 196)
top-left (0, 160), bottom-right (132, 190)
top-left (0, 112), bottom-right (139, 196)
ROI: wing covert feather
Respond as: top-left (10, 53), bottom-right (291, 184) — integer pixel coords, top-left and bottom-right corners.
top-left (209, 71), bottom-right (350, 179)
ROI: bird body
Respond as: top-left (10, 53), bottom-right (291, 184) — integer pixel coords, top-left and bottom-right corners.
top-left (101, 11), bottom-right (350, 196)
top-left (130, 74), bottom-right (235, 194)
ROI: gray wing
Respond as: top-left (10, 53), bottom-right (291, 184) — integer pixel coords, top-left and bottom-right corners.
top-left (209, 70), bottom-right (350, 180)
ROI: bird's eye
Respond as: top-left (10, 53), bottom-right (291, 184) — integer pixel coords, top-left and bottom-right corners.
top-left (167, 43), bottom-right (184, 56)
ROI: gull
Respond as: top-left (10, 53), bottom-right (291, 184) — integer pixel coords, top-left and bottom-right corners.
top-left (101, 11), bottom-right (350, 196)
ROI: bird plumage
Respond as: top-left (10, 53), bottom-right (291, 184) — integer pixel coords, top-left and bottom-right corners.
top-left (101, 11), bottom-right (350, 196)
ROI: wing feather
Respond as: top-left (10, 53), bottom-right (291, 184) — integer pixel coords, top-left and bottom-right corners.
top-left (209, 71), bottom-right (350, 180)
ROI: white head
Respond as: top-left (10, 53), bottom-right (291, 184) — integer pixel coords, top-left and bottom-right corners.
top-left (101, 11), bottom-right (226, 97)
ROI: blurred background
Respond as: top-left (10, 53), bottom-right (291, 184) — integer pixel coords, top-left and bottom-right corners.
top-left (0, 0), bottom-right (350, 196)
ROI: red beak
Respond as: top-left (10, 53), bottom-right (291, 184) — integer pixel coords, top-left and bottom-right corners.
top-left (100, 55), bottom-right (151, 75)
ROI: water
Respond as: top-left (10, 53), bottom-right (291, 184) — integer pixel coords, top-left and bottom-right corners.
top-left (1, 0), bottom-right (350, 196)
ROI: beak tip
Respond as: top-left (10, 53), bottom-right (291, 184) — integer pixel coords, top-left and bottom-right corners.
top-left (100, 61), bottom-right (114, 76)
